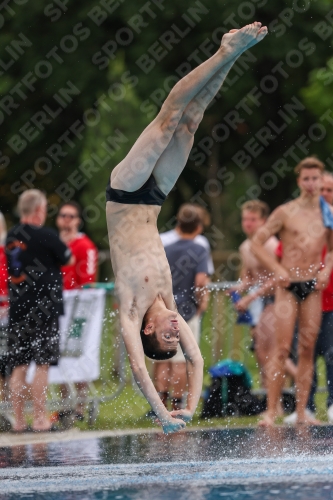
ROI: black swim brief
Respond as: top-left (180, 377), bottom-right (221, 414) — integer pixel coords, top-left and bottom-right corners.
top-left (286, 279), bottom-right (317, 302)
top-left (106, 174), bottom-right (167, 206)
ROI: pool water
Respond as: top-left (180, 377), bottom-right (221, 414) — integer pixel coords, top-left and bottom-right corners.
top-left (1, 482), bottom-right (333, 500)
top-left (0, 427), bottom-right (333, 499)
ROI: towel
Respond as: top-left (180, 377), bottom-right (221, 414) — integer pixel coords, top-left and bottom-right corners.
top-left (320, 196), bottom-right (333, 229)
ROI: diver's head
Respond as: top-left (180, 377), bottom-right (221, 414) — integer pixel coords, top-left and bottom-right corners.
top-left (140, 298), bottom-right (179, 360)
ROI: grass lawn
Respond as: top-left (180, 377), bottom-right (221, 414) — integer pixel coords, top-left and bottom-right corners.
top-left (76, 379), bottom-right (329, 432)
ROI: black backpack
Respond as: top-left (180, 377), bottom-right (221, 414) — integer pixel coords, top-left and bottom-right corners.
top-left (201, 374), bottom-right (266, 418)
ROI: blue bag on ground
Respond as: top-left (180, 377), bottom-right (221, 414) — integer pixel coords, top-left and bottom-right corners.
top-left (201, 359), bottom-right (265, 418)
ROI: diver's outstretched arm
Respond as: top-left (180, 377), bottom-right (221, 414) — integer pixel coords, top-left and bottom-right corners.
top-left (119, 313), bottom-right (186, 434)
top-left (170, 315), bottom-right (204, 422)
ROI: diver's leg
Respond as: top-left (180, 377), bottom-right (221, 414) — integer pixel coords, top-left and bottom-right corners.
top-left (152, 56), bottom-right (237, 194)
top-left (152, 27), bottom-right (268, 194)
top-left (111, 23), bottom-right (266, 192)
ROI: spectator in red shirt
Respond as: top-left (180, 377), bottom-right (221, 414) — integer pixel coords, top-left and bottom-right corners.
top-left (56, 201), bottom-right (98, 420)
top-left (56, 202), bottom-right (98, 289)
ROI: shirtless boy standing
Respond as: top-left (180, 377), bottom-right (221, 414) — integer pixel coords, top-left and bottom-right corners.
top-left (233, 200), bottom-right (279, 387)
top-left (106, 23), bottom-right (267, 433)
top-left (235, 201), bottom-right (277, 311)
top-left (251, 157), bottom-right (333, 426)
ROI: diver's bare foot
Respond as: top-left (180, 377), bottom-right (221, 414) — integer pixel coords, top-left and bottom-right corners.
top-left (247, 26), bottom-right (268, 48)
top-left (296, 414), bottom-right (321, 426)
top-left (258, 413), bottom-right (276, 427)
top-left (221, 22), bottom-right (265, 57)
top-left (222, 23), bottom-right (268, 57)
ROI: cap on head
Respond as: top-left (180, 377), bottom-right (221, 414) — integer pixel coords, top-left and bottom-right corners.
top-left (294, 156), bottom-right (325, 176)
top-left (140, 319), bottom-right (177, 360)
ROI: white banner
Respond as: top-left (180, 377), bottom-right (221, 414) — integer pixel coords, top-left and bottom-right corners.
top-left (27, 288), bottom-right (106, 384)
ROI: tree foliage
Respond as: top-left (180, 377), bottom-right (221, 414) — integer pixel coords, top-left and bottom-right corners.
top-left (1, 0), bottom-right (333, 252)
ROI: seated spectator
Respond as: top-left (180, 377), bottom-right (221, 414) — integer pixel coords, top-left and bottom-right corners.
top-left (153, 205), bottom-right (210, 410)
top-left (56, 201), bottom-right (98, 421)
top-left (6, 190), bottom-right (72, 432)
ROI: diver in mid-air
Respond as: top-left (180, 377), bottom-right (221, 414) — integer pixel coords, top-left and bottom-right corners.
top-left (106, 23), bottom-right (268, 433)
